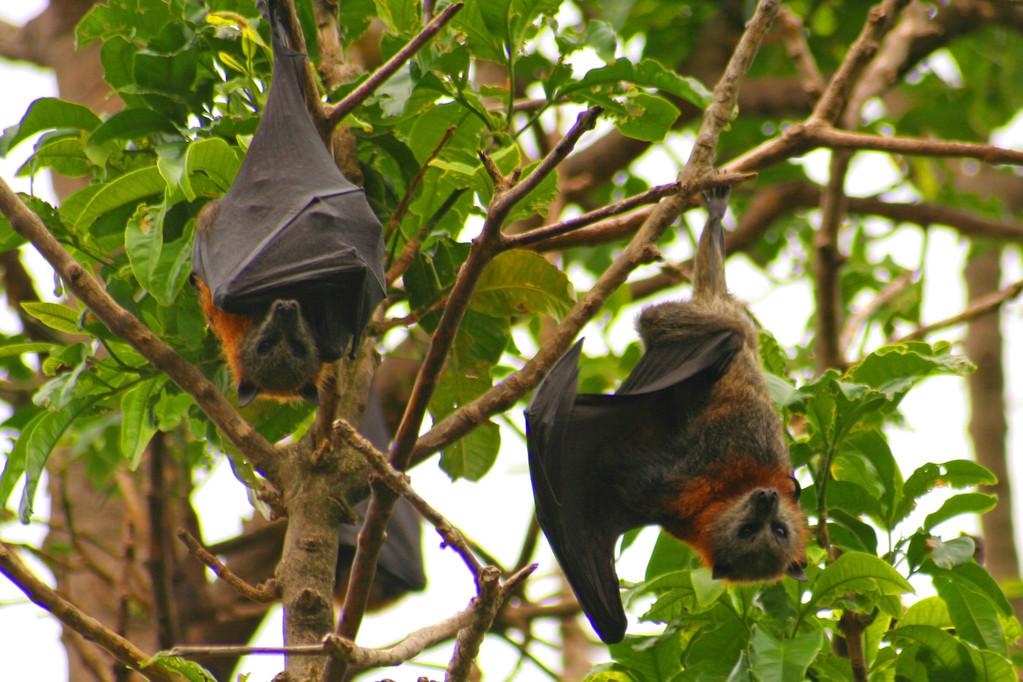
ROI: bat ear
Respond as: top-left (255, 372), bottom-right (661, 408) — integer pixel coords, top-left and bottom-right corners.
top-left (712, 563), bottom-right (733, 581)
top-left (238, 380), bottom-right (259, 407)
top-left (786, 561), bottom-right (808, 581)
top-left (188, 272), bottom-right (199, 289)
top-left (788, 474), bottom-right (802, 502)
top-left (298, 383), bottom-right (319, 405)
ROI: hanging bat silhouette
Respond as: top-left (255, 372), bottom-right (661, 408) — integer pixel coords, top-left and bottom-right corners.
top-left (336, 386), bottom-right (426, 608)
top-left (191, 0), bottom-right (385, 406)
top-left (525, 186), bottom-right (806, 644)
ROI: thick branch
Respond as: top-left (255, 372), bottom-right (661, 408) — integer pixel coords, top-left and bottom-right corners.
top-left (0, 180), bottom-right (280, 483)
top-left (0, 543), bottom-right (177, 682)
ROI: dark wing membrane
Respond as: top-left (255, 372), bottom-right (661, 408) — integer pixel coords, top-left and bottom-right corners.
top-left (338, 387), bottom-right (426, 595)
top-left (192, 19), bottom-right (385, 355)
top-left (617, 330), bottom-right (741, 396)
top-left (525, 342), bottom-right (645, 643)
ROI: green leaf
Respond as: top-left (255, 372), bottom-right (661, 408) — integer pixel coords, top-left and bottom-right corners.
top-left (560, 57), bottom-right (712, 108)
top-left (608, 630), bottom-right (683, 682)
top-left (0, 410), bottom-right (44, 508)
top-left (372, 0), bottom-right (419, 34)
top-left (71, 165), bottom-right (166, 231)
top-left (120, 377), bottom-right (165, 470)
top-left (17, 136), bottom-right (92, 178)
top-left (807, 551), bottom-right (912, 613)
top-left (749, 626), bottom-right (824, 682)
top-left (900, 596), bottom-right (952, 628)
top-left (845, 341), bottom-right (974, 401)
top-left (888, 625), bottom-right (975, 679)
top-left (0, 98), bottom-right (101, 154)
top-left (933, 572), bottom-right (1005, 654)
top-left (142, 654), bottom-right (217, 682)
top-left (182, 137), bottom-right (241, 198)
top-left (615, 92), bottom-right (680, 142)
top-left (923, 492), bottom-right (997, 531)
top-left (21, 302), bottom-right (82, 335)
top-left (0, 342), bottom-right (56, 358)
top-left (439, 421), bottom-right (500, 481)
top-left (19, 401), bottom-right (92, 522)
top-left (471, 249), bottom-right (575, 319)
top-left (896, 459), bottom-right (997, 524)
top-left (87, 108), bottom-right (178, 147)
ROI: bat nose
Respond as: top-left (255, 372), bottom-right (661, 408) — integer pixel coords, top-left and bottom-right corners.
top-left (271, 299), bottom-right (301, 318)
top-left (751, 488), bottom-right (779, 516)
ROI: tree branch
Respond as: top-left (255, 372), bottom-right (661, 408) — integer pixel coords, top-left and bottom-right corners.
top-left (897, 277), bottom-right (1023, 343)
top-left (176, 529), bottom-right (279, 603)
top-left (0, 542), bottom-right (178, 682)
top-left (325, 3), bottom-right (464, 128)
top-left (814, 151), bottom-right (851, 373)
top-left (811, 0), bottom-right (911, 125)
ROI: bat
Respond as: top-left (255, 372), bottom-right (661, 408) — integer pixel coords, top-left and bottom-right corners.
top-left (525, 186), bottom-right (806, 644)
top-left (191, 0), bottom-right (385, 406)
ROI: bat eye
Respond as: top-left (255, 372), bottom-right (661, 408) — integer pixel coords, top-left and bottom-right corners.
top-left (771, 522), bottom-right (789, 539)
top-left (738, 523), bottom-right (758, 540)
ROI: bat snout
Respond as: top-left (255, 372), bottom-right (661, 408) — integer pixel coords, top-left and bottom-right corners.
top-left (750, 488), bottom-right (779, 516)
top-left (270, 298), bottom-right (302, 320)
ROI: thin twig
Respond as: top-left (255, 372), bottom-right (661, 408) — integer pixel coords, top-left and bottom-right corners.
top-left (386, 125), bottom-right (458, 241)
top-left (804, 124), bottom-right (1023, 166)
top-left (176, 529), bottom-right (279, 603)
top-left (897, 277), bottom-right (1023, 343)
top-left (525, 171), bottom-right (755, 252)
top-left (0, 179), bottom-right (280, 484)
top-left (841, 270), bottom-right (917, 352)
top-left (777, 7), bottom-right (824, 97)
top-left (326, 3), bottom-right (465, 128)
top-left (0, 542), bottom-right (178, 682)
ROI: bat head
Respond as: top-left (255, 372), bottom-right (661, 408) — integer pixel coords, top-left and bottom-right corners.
top-left (705, 486), bottom-right (807, 582)
top-left (238, 299), bottom-right (322, 406)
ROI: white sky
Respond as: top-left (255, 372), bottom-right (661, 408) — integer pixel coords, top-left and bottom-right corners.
top-left (0, 3), bottom-right (1021, 681)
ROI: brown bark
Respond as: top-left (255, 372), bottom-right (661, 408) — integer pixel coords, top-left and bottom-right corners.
top-left (964, 247), bottom-right (1021, 604)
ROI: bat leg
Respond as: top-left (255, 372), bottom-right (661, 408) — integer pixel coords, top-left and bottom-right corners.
top-left (238, 380), bottom-right (259, 407)
top-left (298, 383), bottom-right (319, 405)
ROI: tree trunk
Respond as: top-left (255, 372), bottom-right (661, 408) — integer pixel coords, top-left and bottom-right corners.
top-left (963, 247), bottom-right (1021, 610)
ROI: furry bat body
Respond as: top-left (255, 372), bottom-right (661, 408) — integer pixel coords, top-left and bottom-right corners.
top-left (191, 0), bottom-right (385, 405)
top-left (525, 187), bottom-right (806, 643)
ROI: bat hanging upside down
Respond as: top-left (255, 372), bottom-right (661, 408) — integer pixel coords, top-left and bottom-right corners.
top-left (525, 186), bottom-right (807, 643)
top-left (191, 0), bottom-right (385, 406)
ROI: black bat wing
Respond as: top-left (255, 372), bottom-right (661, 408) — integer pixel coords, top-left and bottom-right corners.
top-left (526, 342), bottom-right (645, 643)
top-left (192, 7), bottom-right (384, 358)
top-left (525, 332), bottom-right (742, 643)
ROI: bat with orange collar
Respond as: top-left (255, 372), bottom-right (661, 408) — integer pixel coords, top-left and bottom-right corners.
top-left (191, 0), bottom-right (385, 406)
top-left (525, 186), bottom-right (806, 644)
